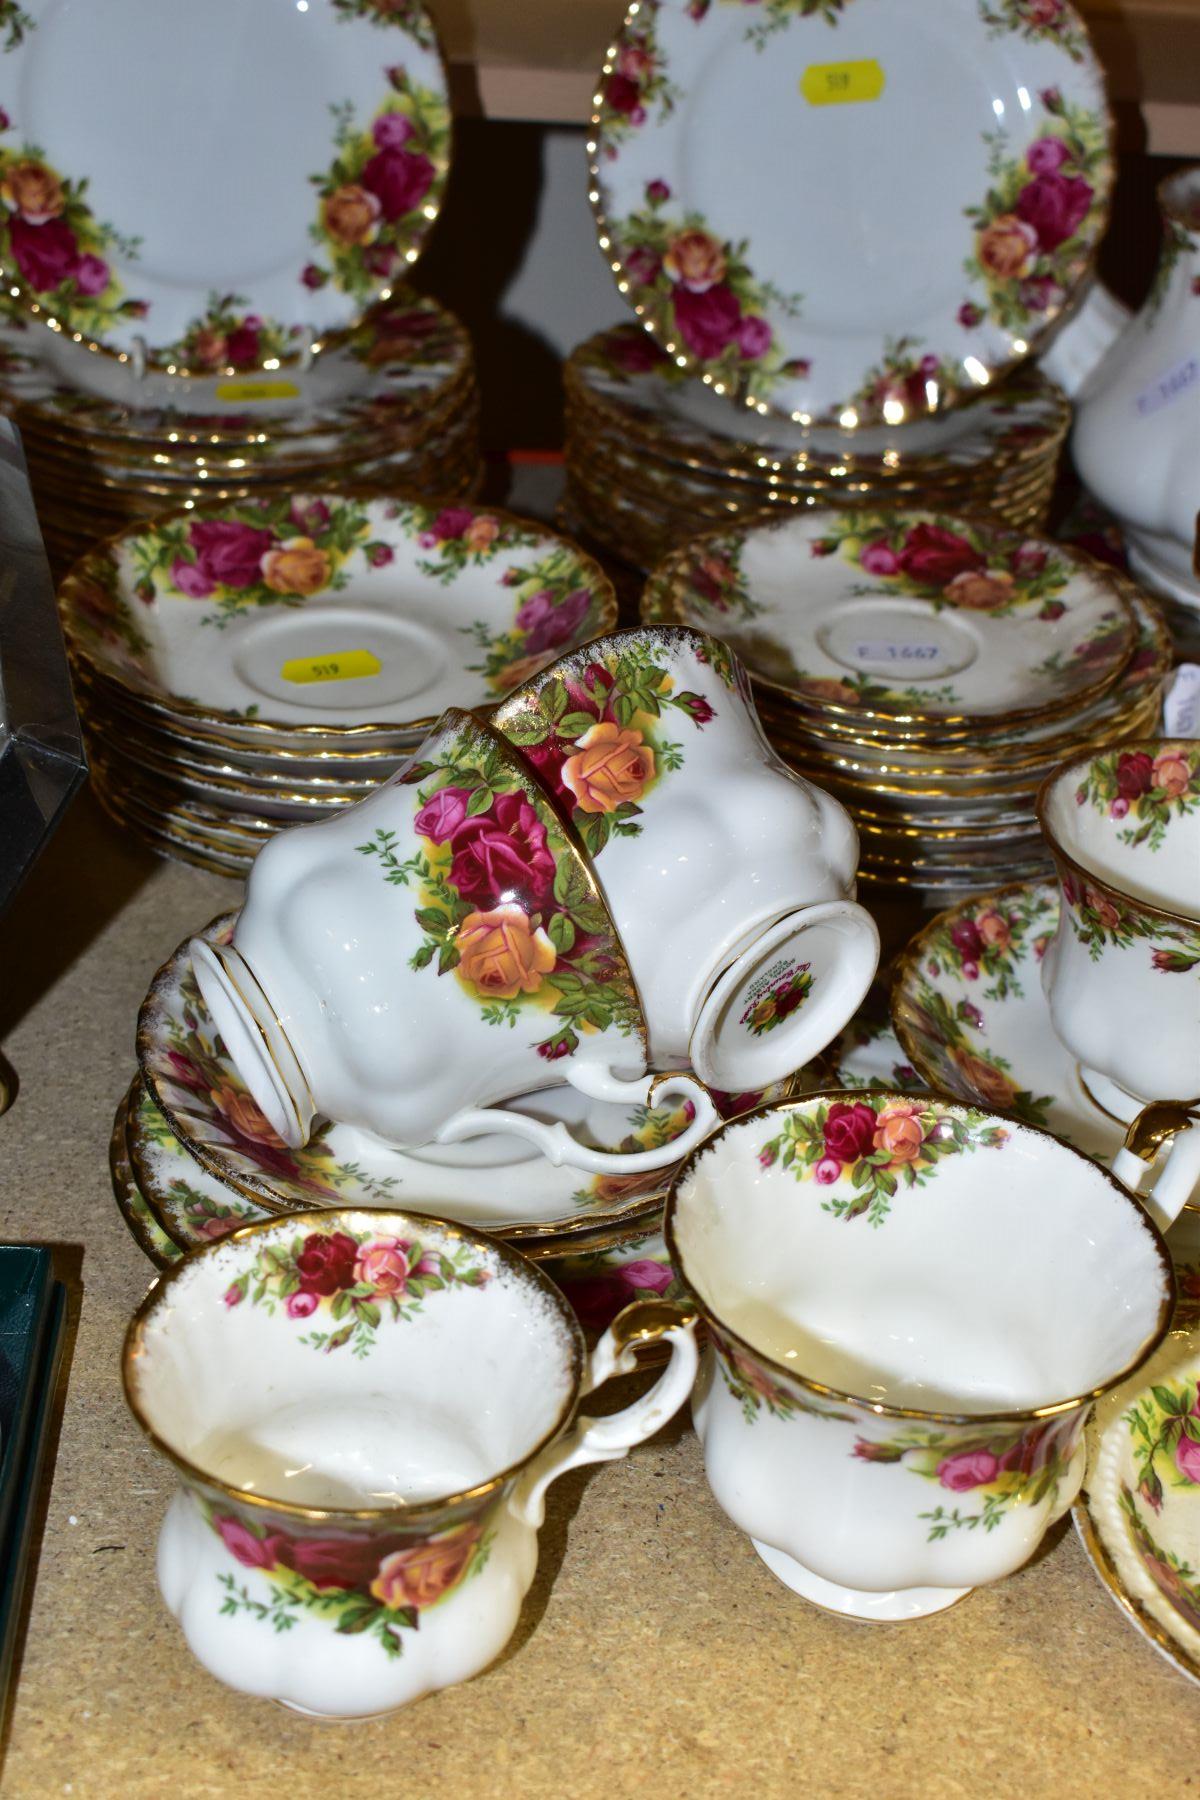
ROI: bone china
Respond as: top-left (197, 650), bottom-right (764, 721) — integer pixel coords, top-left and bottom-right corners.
top-left (491, 626), bottom-right (879, 1091)
top-left (591, 0), bottom-right (1110, 425)
top-left (190, 707), bottom-right (719, 1175)
top-left (1037, 739), bottom-right (1200, 1224)
top-left (1076, 1322), bottom-right (1200, 1688)
top-left (122, 1209), bottom-right (698, 1717)
top-left (665, 1092), bottom-right (1173, 1621)
top-left (1072, 166), bottom-right (1200, 611)
top-left (0, 0), bottom-right (449, 368)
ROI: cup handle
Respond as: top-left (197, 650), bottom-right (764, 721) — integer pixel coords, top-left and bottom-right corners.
top-left (508, 1299), bottom-right (699, 1529)
top-left (433, 1070), bottom-right (720, 1174)
top-left (1111, 1101), bottom-right (1200, 1231)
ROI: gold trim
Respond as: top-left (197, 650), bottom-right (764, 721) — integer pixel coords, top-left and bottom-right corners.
top-left (209, 939), bottom-right (318, 1125)
top-left (564, 340), bottom-right (1071, 482)
top-left (85, 717), bottom-right (376, 804)
top-left (109, 1081), bottom-right (175, 1271)
top-left (59, 491), bottom-right (618, 741)
top-left (567, 404), bottom-right (1068, 496)
top-left (92, 776), bottom-right (254, 878)
top-left (607, 1296), bottom-right (696, 1354)
top-left (1036, 738), bottom-right (1200, 931)
top-left (1122, 1101), bottom-right (1200, 1165)
top-left (78, 671), bottom-right (422, 764)
top-left (663, 1087), bottom-right (1175, 1425)
top-left (766, 691), bottom-right (1165, 784)
top-left (121, 1206), bottom-right (590, 1525)
top-left (586, 6), bottom-right (1114, 431)
top-left (13, 351), bottom-right (475, 458)
top-left (1073, 1489), bottom-right (1200, 1688)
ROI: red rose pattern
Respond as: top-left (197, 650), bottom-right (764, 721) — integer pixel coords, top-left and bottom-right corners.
top-left (447, 791), bottom-right (557, 908)
top-left (295, 1231), bottom-right (359, 1297)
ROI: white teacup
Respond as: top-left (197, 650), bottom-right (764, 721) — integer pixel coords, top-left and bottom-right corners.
top-left (492, 626), bottom-right (879, 1090)
top-left (191, 707), bottom-right (719, 1177)
top-left (123, 1208), bottom-right (698, 1719)
top-left (665, 1091), bottom-right (1173, 1621)
top-left (1037, 738), bottom-right (1200, 1226)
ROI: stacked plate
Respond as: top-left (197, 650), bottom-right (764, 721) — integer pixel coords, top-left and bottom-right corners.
top-left (573, 0), bottom-right (1112, 569)
top-left (642, 506), bottom-right (1171, 900)
top-left (60, 496), bottom-right (618, 875)
top-left (563, 326), bottom-right (1071, 572)
top-left (0, 0), bottom-right (475, 576)
top-left (0, 295), bottom-right (481, 581)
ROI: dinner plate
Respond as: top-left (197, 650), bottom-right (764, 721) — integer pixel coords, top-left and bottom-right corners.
top-left (592, 0), bottom-right (1110, 424)
top-left (642, 507), bottom-right (1134, 729)
top-left (0, 0), bottom-right (449, 367)
top-left (60, 497), bottom-right (616, 730)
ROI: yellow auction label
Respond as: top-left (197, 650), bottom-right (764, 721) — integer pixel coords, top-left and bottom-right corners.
top-left (281, 650), bottom-right (382, 685)
top-left (800, 59), bottom-right (885, 106)
top-left (215, 379), bottom-right (302, 402)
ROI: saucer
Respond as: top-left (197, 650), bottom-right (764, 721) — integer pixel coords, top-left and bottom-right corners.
top-left (1076, 1323), bottom-right (1200, 1687)
top-left (109, 1088), bottom-right (180, 1269)
top-left (61, 498), bottom-right (616, 731)
top-left (890, 877), bottom-right (1200, 1209)
top-left (642, 508), bottom-right (1135, 730)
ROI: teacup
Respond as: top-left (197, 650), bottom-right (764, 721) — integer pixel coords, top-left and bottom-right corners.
top-left (1037, 738), bottom-right (1200, 1226)
top-left (664, 1091), bottom-right (1173, 1621)
top-left (191, 707), bottom-right (719, 1176)
top-left (491, 625), bottom-right (879, 1090)
top-left (123, 1208), bottom-right (698, 1718)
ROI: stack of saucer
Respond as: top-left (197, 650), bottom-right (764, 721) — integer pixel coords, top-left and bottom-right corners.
top-left (59, 497), bottom-right (618, 874)
top-left (642, 507), bottom-right (1171, 900)
top-left (0, 295), bottom-right (481, 581)
top-left (563, 327), bottom-right (1071, 573)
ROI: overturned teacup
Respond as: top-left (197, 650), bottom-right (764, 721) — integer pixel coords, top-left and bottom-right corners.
top-left (665, 1090), bottom-right (1173, 1621)
top-left (492, 625), bottom-right (879, 1091)
top-left (191, 708), bottom-right (718, 1176)
top-left (1038, 738), bottom-right (1200, 1226)
top-left (123, 1209), bottom-right (698, 1718)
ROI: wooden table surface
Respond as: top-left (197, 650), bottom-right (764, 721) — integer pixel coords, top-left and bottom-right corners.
top-left (0, 789), bottom-right (1196, 1798)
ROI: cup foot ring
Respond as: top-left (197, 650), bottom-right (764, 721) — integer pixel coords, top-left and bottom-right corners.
top-left (751, 1539), bottom-right (972, 1621)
